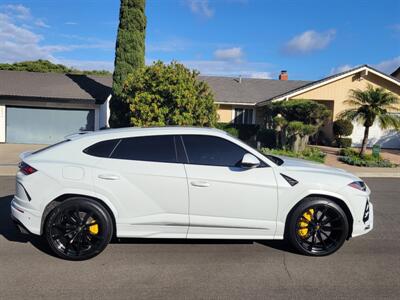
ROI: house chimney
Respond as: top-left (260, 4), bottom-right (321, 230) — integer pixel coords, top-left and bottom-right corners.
top-left (279, 70), bottom-right (288, 81)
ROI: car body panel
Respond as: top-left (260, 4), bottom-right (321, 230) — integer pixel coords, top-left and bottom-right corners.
top-left (10, 127), bottom-right (373, 242)
top-left (185, 164), bottom-right (278, 239)
top-left (91, 158), bottom-right (189, 238)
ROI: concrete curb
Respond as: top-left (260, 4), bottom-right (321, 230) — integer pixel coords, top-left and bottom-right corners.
top-left (352, 172), bottom-right (400, 178)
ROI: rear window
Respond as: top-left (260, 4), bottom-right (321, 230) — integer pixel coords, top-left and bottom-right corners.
top-left (83, 139), bottom-right (120, 158)
top-left (111, 135), bottom-right (177, 163)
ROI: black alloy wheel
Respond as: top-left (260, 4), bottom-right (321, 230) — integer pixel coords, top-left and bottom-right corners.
top-left (287, 198), bottom-right (349, 256)
top-left (44, 198), bottom-right (113, 260)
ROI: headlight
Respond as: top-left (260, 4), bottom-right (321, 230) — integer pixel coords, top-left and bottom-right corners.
top-left (348, 181), bottom-right (367, 191)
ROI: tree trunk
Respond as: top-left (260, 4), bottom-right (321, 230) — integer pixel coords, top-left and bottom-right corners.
top-left (360, 126), bottom-right (370, 157)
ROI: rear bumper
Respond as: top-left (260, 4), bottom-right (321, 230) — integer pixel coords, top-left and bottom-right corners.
top-left (11, 214), bottom-right (31, 234)
top-left (10, 196), bottom-right (41, 235)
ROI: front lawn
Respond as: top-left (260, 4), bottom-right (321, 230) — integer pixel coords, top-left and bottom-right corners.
top-left (338, 148), bottom-right (397, 168)
top-left (260, 147), bottom-right (326, 163)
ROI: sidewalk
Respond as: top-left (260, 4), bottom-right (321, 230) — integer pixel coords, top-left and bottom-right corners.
top-left (317, 146), bottom-right (400, 178)
top-left (0, 144), bottom-right (45, 176)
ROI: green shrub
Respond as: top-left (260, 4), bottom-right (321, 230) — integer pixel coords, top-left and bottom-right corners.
top-left (256, 129), bottom-right (276, 148)
top-left (216, 123), bottom-right (239, 137)
top-left (116, 61), bottom-right (218, 128)
top-left (336, 137), bottom-right (352, 148)
top-left (339, 148), bottom-right (358, 156)
top-left (333, 119), bottom-right (353, 137)
top-left (237, 124), bottom-right (259, 141)
top-left (261, 147), bottom-right (326, 163)
top-left (216, 123), bottom-right (259, 141)
top-left (338, 148), bottom-right (396, 167)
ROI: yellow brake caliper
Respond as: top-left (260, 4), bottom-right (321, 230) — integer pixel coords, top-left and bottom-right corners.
top-left (298, 209), bottom-right (314, 238)
top-left (88, 219), bottom-right (99, 235)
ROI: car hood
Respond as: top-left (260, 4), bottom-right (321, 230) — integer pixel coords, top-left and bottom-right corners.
top-left (276, 156), bottom-right (360, 180)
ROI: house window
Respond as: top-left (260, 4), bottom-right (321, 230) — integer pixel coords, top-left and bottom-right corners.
top-left (233, 108), bottom-right (254, 124)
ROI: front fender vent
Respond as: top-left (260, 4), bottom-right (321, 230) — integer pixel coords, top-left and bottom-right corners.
top-left (280, 173), bottom-right (298, 186)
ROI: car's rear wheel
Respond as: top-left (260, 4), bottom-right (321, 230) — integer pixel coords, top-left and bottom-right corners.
top-left (287, 198), bottom-right (349, 256)
top-left (44, 197), bottom-right (113, 260)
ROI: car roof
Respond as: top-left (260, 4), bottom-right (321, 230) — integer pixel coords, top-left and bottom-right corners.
top-left (66, 126), bottom-right (228, 141)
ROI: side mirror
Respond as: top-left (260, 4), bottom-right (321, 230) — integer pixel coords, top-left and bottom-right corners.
top-left (241, 153), bottom-right (260, 168)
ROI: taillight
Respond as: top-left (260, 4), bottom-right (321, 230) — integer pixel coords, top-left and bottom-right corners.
top-left (19, 162), bottom-right (37, 175)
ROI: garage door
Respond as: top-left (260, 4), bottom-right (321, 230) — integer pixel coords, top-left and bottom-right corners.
top-left (6, 106), bottom-right (94, 144)
top-left (351, 119), bottom-right (400, 149)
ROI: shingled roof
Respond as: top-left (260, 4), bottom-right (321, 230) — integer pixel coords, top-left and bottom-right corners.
top-left (2, 66), bottom-right (398, 107)
top-left (0, 70), bottom-right (313, 106)
top-left (0, 70), bottom-right (112, 104)
top-left (198, 75), bottom-right (311, 105)
top-left (392, 66), bottom-right (400, 79)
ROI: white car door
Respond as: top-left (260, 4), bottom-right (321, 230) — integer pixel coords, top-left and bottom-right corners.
top-left (181, 135), bottom-right (278, 239)
top-left (90, 135), bottom-right (189, 238)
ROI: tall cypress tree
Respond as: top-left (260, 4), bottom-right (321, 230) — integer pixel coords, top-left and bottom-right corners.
top-left (110, 0), bottom-right (146, 128)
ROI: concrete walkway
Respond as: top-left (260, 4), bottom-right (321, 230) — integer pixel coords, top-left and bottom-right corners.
top-left (1, 143), bottom-right (399, 177)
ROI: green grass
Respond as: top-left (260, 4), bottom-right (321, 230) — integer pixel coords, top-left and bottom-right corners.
top-left (338, 148), bottom-right (397, 168)
top-left (260, 147), bottom-right (326, 163)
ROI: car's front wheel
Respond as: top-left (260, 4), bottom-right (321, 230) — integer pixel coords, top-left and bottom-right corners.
top-left (44, 197), bottom-right (113, 260)
top-left (287, 197), bottom-right (349, 256)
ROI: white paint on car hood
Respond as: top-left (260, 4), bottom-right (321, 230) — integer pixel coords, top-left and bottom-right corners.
top-left (277, 156), bottom-right (358, 179)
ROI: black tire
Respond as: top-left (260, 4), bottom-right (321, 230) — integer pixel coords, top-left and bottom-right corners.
top-left (287, 197), bottom-right (349, 256)
top-left (44, 197), bottom-right (113, 261)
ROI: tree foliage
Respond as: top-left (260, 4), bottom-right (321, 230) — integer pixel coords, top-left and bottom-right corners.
top-left (110, 0), bottom-right (146, 128)
top-left (0, 60), bottom-right (111, 75)
top-left (266, 99), bottom-right (330, 126)
top-left (338, 84), bottom-right (400, 156)
top-left (265, 99), bottom-right (330, 152)
top-left (121, 61), bottom-right (218, 127)
top-left (333, 119), bottom-right (353, 137)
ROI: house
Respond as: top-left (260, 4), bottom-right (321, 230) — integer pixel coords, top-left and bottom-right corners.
top-left (202, 65), bottom-right (400, 149)
top-left (0, 65), bottom-right (399, 148)
top-left (0, 71), bottom-right (111, 144)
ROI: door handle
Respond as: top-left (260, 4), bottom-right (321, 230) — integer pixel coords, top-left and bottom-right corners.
top-left (98, 174), bottom-right (120, 180)
top-left (190, 181), bottom-right (210, 187)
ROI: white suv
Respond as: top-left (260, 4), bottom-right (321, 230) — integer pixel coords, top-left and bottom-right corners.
top-left (11, 127), bottom-right (373, 260)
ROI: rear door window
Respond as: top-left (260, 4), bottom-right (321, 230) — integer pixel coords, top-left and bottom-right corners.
top-left (111, 135), bottom-right (177, 163)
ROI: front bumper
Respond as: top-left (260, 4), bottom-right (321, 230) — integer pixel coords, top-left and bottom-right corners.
top-left (10, 196), bottom-right (41, 235)
top-left (352, 200), bottom-right (374, 238)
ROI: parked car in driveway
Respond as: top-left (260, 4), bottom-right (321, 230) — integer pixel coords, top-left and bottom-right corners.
top-left (11, 127), bottom-right (373, 260)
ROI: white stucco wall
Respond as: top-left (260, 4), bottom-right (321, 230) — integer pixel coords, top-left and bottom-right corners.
top-left (0, 105), bottom-right (5, 143)
top-left (99, 95), bottom-right (111, 129)
top-left (351, 118), bottom-right (400, 149)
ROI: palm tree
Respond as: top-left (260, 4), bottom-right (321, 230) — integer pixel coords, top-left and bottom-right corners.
top-left (338, 84), bottom-right (400, 156)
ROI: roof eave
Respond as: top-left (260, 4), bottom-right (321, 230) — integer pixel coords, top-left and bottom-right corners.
top-left (0, 95), bottom-right (100, 104)
top-left (215, 101), bottom-right (257, 106)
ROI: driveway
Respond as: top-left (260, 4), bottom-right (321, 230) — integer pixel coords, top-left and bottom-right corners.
top-left (0, 176), bottom-right (399, 299)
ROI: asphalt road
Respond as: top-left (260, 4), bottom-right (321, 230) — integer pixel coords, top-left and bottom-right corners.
top-left (0, 176), bottom-right (399, 299)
